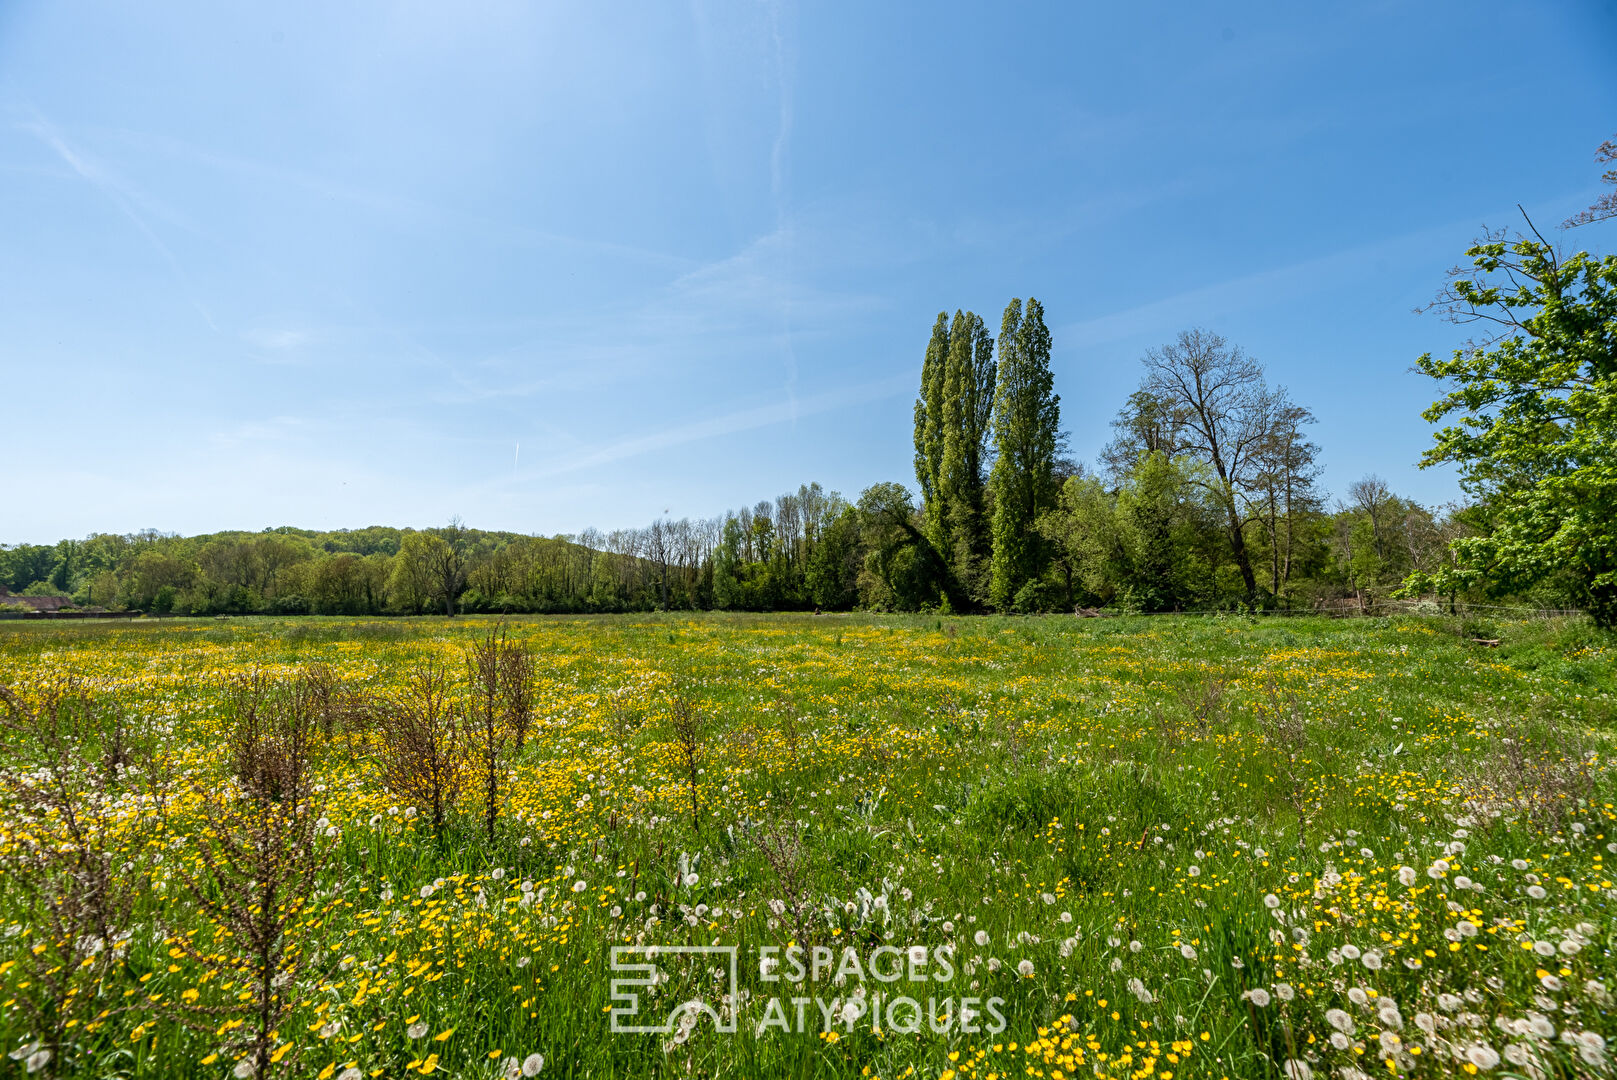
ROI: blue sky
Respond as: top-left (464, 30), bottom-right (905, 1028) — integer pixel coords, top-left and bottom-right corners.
top-left (3, 1), bottom-right (1614, 544)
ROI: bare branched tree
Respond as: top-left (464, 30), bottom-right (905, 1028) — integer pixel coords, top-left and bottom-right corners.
top-left (750, 810), bottom-right (816, 945)
top-left (1348, 475), bottom-right (1392, 563)
top-left (152, 675), bottom-right (330, 1078)
top-left (499, 634), bottom-right (536, 753)
top-left (1562, 135), bottom-right (1616, 230)
top-left (467, 630), bottom-right (508, 843)
top-left (1137, 329), bottom-right (1276, 598)
top-left (1252, 396), bottom-right (1321, 603)
top-left (377, 662), bottom-right (466, 844)
top-left (667, 696), bottom-right (707, 832)
top-left (0, 680), bottom-right (139, 1078)
top-left (227, 673), bottom-right (314, 805)
top-left (300, 661), bottom-right (370, 744)
top-left (461, 626), bottom-right (537, 842)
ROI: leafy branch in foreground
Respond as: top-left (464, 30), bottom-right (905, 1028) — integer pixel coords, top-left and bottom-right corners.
top-left (1406, 222), bottom-right (1617, 626)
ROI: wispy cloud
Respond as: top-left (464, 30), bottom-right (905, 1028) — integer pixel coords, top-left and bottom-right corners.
top-left (19, 110), bottom-right (218, 331)
top-left (242, 327), bottom-right (312, 351)
top-left (209, 414), bottom-right (306, 448)
top-left (1058, 222), bottom-right (1459, 350)
top-left (1060, 190), bottom-right (1604, 354)
top-left (527, 371), bottom-right (910, 478)
top-left (766, 0), bottom-right (798, 419)
top-left (428, 223), bottom-right (882, 407)
top-left (109, 127), bottom-right (696, 272)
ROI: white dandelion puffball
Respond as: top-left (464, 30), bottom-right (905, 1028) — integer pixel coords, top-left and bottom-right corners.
top-left (1017, 959), bottom-right (1035, 977)
top-left (407, 1021), bottom-right (429, 1039)
top-left (522, 1052), bottom-right (545, 1076)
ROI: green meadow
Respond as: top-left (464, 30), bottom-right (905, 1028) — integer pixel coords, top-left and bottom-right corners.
top-left (1, 613), bottom-right (1613, 1079)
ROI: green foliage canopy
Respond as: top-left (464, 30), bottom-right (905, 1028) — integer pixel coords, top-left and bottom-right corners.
top-left (1410, 235), bottom-right (1617, 625)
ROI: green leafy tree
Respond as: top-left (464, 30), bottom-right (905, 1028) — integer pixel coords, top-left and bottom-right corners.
top-left (1407, 227), bottom-right (1617, 625)
top-left (1117, 451), bottom-right (1193, 612)
top-left (711, 518), bottom-right (744, 610)
top-left (388, 531), bottom-right (461, 614)
top-left (804, 505), bottom-right (861, 610)
top-left (0, 545), bottom-right (56, 592)
top-left (988, 297), bottom-right (1061, 611)
top-left (856, 483), bottom-right (947, 611)
top-left (913, 313), bottom-right (951, 543)
top-left (938, 310), bottom-right (997, 603)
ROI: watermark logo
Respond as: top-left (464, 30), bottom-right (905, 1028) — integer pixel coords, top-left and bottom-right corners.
top-left (609, 945), bottom-right (739, 1034)
top-left (609, 943), bottom-right (1006, 1038)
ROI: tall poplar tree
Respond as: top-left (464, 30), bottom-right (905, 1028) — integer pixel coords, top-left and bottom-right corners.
top-left (913, 313), bottom-right (951, 549)
top-left (988, 297), bottom-right (1061, 611)
top-left (938, 310), bottom-right (997, 601)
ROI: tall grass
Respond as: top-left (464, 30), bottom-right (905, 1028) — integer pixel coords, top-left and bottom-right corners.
top-left (0, 613), bottom-right (1611, 1078)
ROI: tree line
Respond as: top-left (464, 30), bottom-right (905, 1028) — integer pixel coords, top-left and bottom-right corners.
top-left (0, 312), bottom-right (1484, 620)
top-left (5, 137), bottom-right (1613, 623)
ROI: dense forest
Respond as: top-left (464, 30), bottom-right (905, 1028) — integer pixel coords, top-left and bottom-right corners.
top-left (6, 144), bottom-right (1614, 623)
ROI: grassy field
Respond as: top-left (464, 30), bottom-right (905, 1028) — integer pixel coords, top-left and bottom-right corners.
top-left (0, 613), bottom-right (1613, 1080)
